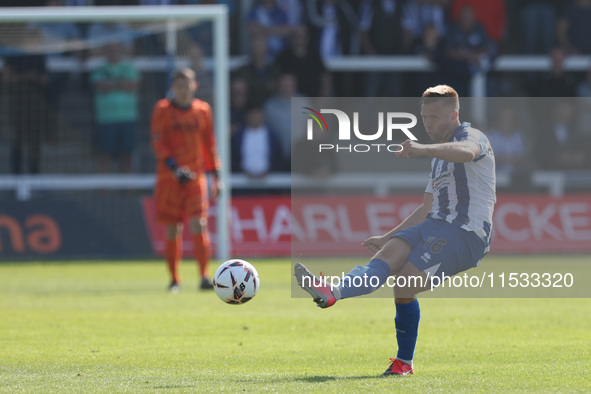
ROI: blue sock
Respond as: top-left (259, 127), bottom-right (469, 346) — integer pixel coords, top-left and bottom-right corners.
top-left (395, 299), bottom-right (421, 363)
top-left (338, 258), bottom-right (391, 299)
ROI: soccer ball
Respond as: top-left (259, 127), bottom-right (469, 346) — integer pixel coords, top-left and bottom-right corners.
top-left (213, 259), bottom-right (259, 304)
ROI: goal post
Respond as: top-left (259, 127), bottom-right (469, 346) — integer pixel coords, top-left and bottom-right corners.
top-left (0, 6), bottom-right (231, 261)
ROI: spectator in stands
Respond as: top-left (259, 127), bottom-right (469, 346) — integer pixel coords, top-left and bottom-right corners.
top-left (264, 73), bottom-right (307, 168)
top-left (232, 104), bottom-right (285, 177)
top-left (404, 1), bottom-right (449, 94)
top-left (234, 36), bottom-right (280, 105)
top-left (415, 24), bottom-right (445, 93)
top-left (449, 0), bottom-right (505, 52)
top-left (91, 42), bottom-right (140, 173)
top-left (305, 0), bottom-right (360, 96)
top-left (2, 52), bottom-right (50, 174)
top-left (306, 0), bottom-right (360, 59)
top-left (358, 0), bottom-right (415, 97)
top-left (536, 100), bottom-right (588, 170)
top-left (441, 4), bottom-right (492, 97)
top-left (529, 47), bottom-right (576, 97)
top-left (184, 1), bottom-right (239, 56)
top-left (557, 0), bottom-right (591, 55)
top-left (407, 0), bottom-right (448, 50)
top-left (485, 106), bottom-right (529, 184)
top-left (520, 0), bottom-right (559, 55)
top-left (28, 0), bottom-right (82, 125)
top-left (188, 42), bottom-right (213, 105)
top-left (274, 25), bottom-right (332, 97)
top-left (576, 66), bottom-right (591, 139)
top-left (247, 0), bottom-right (291, 60)
top-left (230, 77), bottom-right (249, 136)
top-left (65, 0), bottom-right (91, 5)
top-left (277, 0), bottom-right (304, 25)
top-left (416, 23), bottom-right (442, 59)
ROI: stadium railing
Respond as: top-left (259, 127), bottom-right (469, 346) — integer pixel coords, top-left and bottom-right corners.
top-left (324, 54), bottom-right (591, 95)
top-left (2, 53), bottom-right (589, 95)
top-left (0, 171), bottom-right (581, 200)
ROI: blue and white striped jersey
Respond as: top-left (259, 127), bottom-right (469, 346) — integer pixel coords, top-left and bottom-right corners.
top-left (425, 122), bottom-right (496, 251)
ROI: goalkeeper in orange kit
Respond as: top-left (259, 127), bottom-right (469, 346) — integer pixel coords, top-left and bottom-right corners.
top-left (150, 68), bottom-right (222, 292)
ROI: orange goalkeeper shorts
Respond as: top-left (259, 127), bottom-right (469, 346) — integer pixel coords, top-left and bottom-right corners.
top-left (154, 177), bottom-right (208, 225)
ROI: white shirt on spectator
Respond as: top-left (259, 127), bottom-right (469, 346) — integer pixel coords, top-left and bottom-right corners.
top-left (358, 0), bottom-right (416, 32)
top-left (486, 128), bottom-right (526, 175)
top-left (241, 126), bottom-right (270, 176)
top-left (320, 3), bottom-right (340, 59)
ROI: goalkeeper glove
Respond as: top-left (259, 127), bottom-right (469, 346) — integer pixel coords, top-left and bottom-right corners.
top-left (174, 166), bottom-right (196, 184)
top-left (165, 157), bottom-right (196, 185)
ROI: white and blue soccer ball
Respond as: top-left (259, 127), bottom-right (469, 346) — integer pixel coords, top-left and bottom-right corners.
top-left (213, 259), bottom-right (259, 304)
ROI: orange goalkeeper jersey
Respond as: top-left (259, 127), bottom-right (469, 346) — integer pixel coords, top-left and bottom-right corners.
top-left (151, 98), bottom-right (221, 181)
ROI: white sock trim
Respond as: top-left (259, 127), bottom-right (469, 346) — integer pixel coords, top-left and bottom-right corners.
top-left (332, 285), bottom-right (342, 300)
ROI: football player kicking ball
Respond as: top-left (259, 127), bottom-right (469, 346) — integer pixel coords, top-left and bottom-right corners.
top-left (294, 85), bottom-right (496, 376)
top-left (151, 68), bottom-right (222, 293)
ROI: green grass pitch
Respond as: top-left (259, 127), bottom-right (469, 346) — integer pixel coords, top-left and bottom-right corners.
top-left (0, 257), bottom-right (589, 392)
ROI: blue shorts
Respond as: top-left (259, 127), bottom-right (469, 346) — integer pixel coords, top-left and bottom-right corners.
top-left (393, 218), bottom-right (486, 278)
top-left (95, 122), bottom-right (136, 156)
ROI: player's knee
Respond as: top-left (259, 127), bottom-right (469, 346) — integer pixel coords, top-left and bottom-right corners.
top-left (394, 276), bottom-right (420, 299)
top-left (189, 217), bottom-right (207, 234)
top-left (394, 283), bottom-right (421, 299)
top-left (393, 263), bottom-right (430, 298)
top-left (166, 223), bottom-right (182, 239)
top-left (375, 238), bottom-right (411, 275)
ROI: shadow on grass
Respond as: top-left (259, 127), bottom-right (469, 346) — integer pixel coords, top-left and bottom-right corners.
top-left (233, 375), bottom-right (381, 384)
top-left (295, 375), bottom-right (381, 383)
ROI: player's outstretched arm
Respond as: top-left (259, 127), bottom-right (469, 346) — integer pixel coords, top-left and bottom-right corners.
top-left (397, 139), bottom-right (480, 163)
top-left (363, 193), bottom-right (433, 253)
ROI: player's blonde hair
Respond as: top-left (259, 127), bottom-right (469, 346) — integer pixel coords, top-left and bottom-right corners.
top-left (421, 85), bottom-right (460, 111)
top-left (172, 67), bottom-right (196, 81)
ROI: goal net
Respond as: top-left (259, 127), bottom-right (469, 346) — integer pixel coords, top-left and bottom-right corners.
top-left (0, 6), bottom-right (230, 261)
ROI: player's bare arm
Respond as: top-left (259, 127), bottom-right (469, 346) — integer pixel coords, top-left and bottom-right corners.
top-left (363, 193), bottom-right (433, 253)
top-left (396, 139), bottom-right (480, 163)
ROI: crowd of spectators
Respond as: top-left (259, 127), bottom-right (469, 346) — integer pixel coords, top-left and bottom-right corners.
top-left (0, 0), bottom-right (590, 183)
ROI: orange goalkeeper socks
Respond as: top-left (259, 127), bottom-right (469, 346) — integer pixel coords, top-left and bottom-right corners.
top-left (165, 237), bottom-right (182, 283)
top-left (193, 232), bottom-right (211, 278)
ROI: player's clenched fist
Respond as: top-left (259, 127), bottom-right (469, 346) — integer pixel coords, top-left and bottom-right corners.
top-left (396, 140), bottom-right (425, 159)
top-left (362, 235), bottom-right (387, 253)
